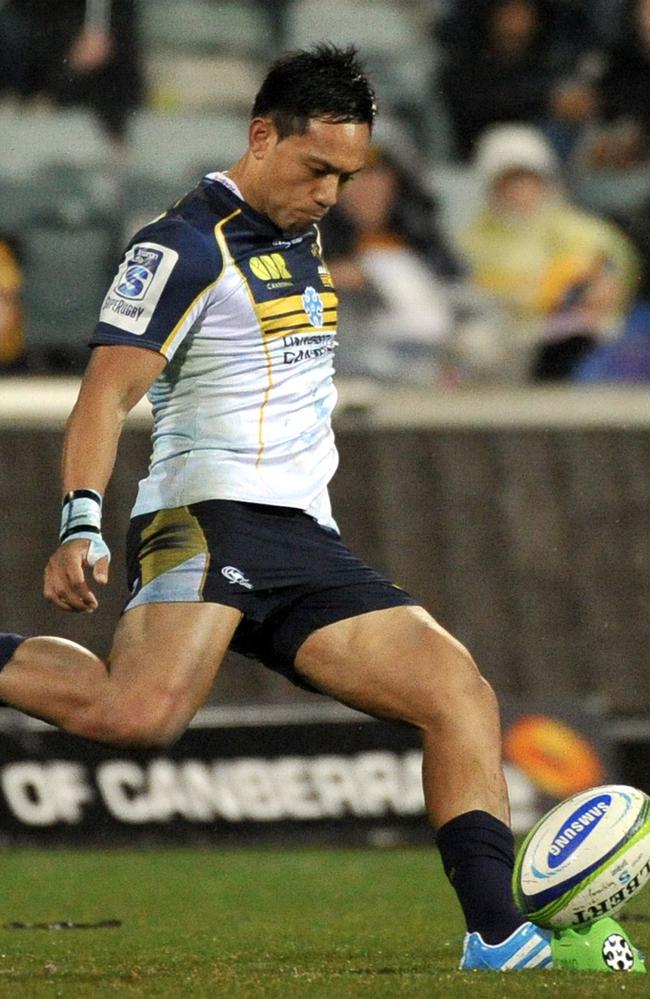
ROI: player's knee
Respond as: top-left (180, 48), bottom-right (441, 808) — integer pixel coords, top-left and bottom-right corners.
top-left (110, 708), bottom-right (185, 748)
top-left (414, 627), bottom-right (498, 725)
top-left (70, 693), bottom-right (186, 748)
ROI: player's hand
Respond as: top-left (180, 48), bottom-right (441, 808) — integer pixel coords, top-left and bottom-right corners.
top-left (44, 539), bottom-right (110, 613)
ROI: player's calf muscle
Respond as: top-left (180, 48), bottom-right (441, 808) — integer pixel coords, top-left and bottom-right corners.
top-left (0, 636), bottom-right (197, 747)
top-left (0, 636), bottom-right (108, 724)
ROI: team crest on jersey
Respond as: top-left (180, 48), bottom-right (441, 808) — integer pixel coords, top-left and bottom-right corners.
top-left (302, 286), bottom-right (323, 327)
top-left (116, 247), bottom-right (164, 300)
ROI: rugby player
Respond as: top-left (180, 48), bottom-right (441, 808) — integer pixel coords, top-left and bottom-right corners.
top-left (0, 45), bottom-right (551, 971)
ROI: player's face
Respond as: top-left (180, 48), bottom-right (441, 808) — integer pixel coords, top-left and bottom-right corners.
top-left (251, 118), bottom-right (371, 233)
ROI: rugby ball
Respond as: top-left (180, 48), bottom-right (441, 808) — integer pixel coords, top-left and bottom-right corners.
top-left (513, 784), bottom-right (650, 928)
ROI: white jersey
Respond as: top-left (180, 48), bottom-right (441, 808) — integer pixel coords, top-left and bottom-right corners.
top-left (91, 174), bottom-right (340, 529)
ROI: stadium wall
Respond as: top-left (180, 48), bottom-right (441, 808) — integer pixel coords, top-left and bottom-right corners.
top-left (1, 379), bottom-right (647, 842)
top-left (1, 379), bottom-right (649, 715)
top-left (0, 699), bottom-right (610, 845)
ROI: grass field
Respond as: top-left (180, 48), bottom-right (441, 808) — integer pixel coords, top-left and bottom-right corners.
top-left (1, 847), bottom-right (648, 998)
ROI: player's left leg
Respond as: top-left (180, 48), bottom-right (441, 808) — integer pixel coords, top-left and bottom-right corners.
top-left (295, 603), bottom-right (505, 826)
top-left (293, 604), bottom-right (552, 969)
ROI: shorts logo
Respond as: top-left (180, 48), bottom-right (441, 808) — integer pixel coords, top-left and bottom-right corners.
top-left (116, 247), bottom-right (164, 300)
top-left (302, 286), bottom-right (323, 327)
top-left (221, 565), bottom-right (253, 590)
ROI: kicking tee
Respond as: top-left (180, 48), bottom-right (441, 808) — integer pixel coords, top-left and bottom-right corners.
top-left (90, 174), bottom-right (340, 529)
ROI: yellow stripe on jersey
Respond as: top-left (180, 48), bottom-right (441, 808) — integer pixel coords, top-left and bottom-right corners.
top-left (261, 308), bottom-right (337, 335)
top-left (220, 229), bottom-right (276, 468)
top-left (256, 291), bottom-right (338, 341)
top-left (159, 208), bottom-right (242, 358)
top-left (255, 290), bottom-right (337, 321)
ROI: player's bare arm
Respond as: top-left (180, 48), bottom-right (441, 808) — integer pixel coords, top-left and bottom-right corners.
top-left (44, 345), bottom-right (166, 614)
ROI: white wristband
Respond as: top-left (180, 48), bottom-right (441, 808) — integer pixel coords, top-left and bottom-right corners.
top-left (59, 490), bottom-right (111, 564)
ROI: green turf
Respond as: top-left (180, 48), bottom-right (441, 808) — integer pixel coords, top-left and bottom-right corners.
top-left (0, 847), bottom-right (648, 997)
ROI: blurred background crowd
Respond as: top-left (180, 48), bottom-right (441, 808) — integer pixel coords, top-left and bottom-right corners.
top-left (4, 0), bottom-right (650, 385)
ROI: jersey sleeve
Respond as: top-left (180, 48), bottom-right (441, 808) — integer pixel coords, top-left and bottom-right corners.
top-left (90, 218), bottom-right (222, 360)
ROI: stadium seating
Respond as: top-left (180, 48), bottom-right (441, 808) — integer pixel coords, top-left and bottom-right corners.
top-left (22, 221), bottom-right (114, 370)
top-left (119, 173), bottom-right (194, 241)
top-left (286, 0), bottom-right (434, 114)
top-left (138, 0), bottom-right (268, 112)
top-left (127, 111), bottom-right (249, 179)
top-left (426, 164), bottom-right (484, 246)
top-left (572, 168), bottom-right (650, 224)
top-left (145, 52), bottom-right (262, 112)
top-left (0, 109), bottom-right (107, 179)
top-left (138, 0), bottom-right (269, 56)
top-left (0, 176), bottom-right (51, 232)
top-left (0, 108), bottom-right (249, 182)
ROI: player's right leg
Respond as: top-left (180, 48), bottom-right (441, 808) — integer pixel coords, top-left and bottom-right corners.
top-left (0, 601), bottom-right (242, 746)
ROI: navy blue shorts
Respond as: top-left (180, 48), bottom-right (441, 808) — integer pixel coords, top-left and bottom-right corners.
top-left (125, 500), bottom-right (417, 685)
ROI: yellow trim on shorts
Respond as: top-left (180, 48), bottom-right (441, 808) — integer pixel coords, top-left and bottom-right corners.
top-left (138, 506), bottom-right (210, 594)
top-left (159, 208), bottom-right (242, 358)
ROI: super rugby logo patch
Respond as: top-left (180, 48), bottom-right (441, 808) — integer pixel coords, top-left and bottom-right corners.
top-left (99, 242), bottom-right (179, 336)
top-left (116, 247), bottom-right (164, 301)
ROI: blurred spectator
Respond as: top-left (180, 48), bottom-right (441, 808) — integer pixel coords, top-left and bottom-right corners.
top-left (0, 233), bottom-right (26, 373)
top-left (572, 192), bottom-right (650, 381)
top-left (573, 302), bottom-right (650, 381)
top-left (459, 125), bottom-right (640, 381)
top-left (0, 0), bottom-right (143, 146)
top-left (580, 0), bottom-right (650, 169)
top-left (319, 145), bottom-right (462, 382)
top-left (436, 0), bottom-right (598, 161)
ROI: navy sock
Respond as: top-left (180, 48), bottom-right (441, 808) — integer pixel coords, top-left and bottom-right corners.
top-left (436, 810), bottom-right (525, 945)
top-left (0, 633), bottom-right (25, 670)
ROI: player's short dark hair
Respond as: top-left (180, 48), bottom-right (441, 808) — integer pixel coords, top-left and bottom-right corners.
top-left (252, 44), bottom-right (377, 138)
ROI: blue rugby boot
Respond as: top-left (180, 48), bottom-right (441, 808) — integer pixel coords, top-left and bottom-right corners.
top-left (460, 920), bottom-right (553, 971)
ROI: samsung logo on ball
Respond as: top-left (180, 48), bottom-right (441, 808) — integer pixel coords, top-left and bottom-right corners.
top-left (547, 795), bottom-right (612, 866)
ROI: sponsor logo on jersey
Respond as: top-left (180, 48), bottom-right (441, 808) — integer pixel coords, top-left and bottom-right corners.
top-left (302, 286), bottom-right (324, 327)
top-left (273, 234), bottom-right (308, 248)
top-left (249, 254), bottom-right (292, 282)
top-left (282, 332), bottom-right (335, 365)
top-left (99, 242), bottom-right (179, 336)
top-left (221, 566), bottom-right (253, 590)
top-left (547, 794), bottom-right (611, 867)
